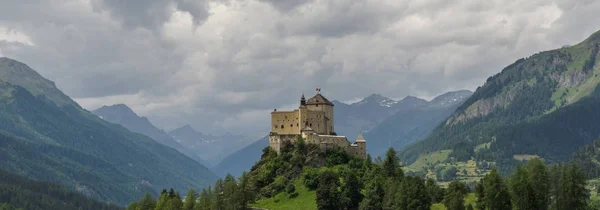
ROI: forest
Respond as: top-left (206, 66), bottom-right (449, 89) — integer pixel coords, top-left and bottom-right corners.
top-left (0, 169), bottom-right (122, 210)
top-left (127, 139), bottom-right (595, 210)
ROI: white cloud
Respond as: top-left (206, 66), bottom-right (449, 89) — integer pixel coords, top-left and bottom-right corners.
top-left (2, 0), bottom-right (600, 135)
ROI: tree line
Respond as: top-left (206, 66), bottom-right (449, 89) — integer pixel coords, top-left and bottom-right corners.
top-left (127, 142), bottom-right (594, 210)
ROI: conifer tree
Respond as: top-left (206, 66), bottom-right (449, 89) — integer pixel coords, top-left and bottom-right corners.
top-left (196, 187), bottom-right (211, 210)
top-left (359, 178), bottom-right (384, 210)
top-left (474, 179), bottom-right (485, 210)
top-left (341, 171), bottom-right (363, 209)
top-left (382, 148), bottom-right (403, 179)
top-left (397, 176), bottom-right (431, 210)
top-left (183, 189), bottom-right (197, 210)
top-left (138, 192), bottom-right (157, 210)
top-left (443, 180), bottom-right (469, 210)
top-left (556, 164), bottom-right (589, 210)
top-left (509, 166), bottom-right (533, 210)
top-left (527, 158), bottom-right (550, 210)
top-left (155, 189), bottom-right (169, 210)
top-left (483, 169), bottom-right (511, 210)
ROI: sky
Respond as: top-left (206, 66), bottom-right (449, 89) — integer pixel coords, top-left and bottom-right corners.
top-left (1, 0), bottom-right (600, 135)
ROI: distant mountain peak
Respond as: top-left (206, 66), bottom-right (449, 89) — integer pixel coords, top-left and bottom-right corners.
top-left (355, 93), bottom-right (397, 107)
top-left (429, 90), bottom-right (473, 107)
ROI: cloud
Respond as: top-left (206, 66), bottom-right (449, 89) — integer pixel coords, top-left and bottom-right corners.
top-left (2, 0), bottom-right (600, 135)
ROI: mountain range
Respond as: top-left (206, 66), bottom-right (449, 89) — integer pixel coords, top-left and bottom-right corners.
top-left (212, 90), bottom-right (471, 176)
top-left (400, 30), bottom-right (600, 173)
top-left (0, 57), bottom-right (217, 205)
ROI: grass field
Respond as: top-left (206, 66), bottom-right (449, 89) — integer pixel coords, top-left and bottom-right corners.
top-left (252, 178), bottom-right (317, 210)
top-left (406, 150), bottom-right (452, 172)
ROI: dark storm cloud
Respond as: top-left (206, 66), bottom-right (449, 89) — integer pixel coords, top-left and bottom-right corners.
top-left (1, 0), bottom-right (600, 134)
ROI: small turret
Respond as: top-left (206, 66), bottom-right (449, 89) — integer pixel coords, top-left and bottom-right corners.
top-left (300, 94), bottom-right (306, 106)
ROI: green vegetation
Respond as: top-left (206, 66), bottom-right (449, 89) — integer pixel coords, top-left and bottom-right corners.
top-left (0, 168), bottom-right (121, 210)
top-left (401, 29), bottom-right (600, 175)
top-left (0, 61), bottom-right (217, 205)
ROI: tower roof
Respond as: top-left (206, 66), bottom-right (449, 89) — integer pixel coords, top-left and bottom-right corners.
top-left (355, 132), bottom-right (366, 142)
top-left (306, 93), bottom-right (334, 106)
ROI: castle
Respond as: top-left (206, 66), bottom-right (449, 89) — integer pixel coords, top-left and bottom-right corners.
top-left (268, 89), bottom-right (367, 159)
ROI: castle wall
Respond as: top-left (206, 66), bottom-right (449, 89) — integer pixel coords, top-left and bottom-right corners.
top-left (269, 134), bottom-right (301, 154)
top-left (271, 111), bottom-right (301, 134)
top-left (306, 111), bottom-right (328, 134)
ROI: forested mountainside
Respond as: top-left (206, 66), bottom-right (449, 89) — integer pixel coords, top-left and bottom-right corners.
top-left (0, 169), bottom-right (122, 210)
top-left (0, 58), bottom-right (217, 205)
top-left (401, 30), bottom-right (600, 172)
top-left (366, 90), bottom-right (472, 157)
top-left (93, 105), bottom-right (211, 167)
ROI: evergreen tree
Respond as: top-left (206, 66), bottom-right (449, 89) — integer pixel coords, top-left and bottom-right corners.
top-left (483, 169), bottom-right (511, 210)
top-left (359, 178), bottom-right (384, 210)
top-left (316, 171), bottom-right (342, 210)
top-left (126, 202), bottom-right (138, 210)
top-left (212, 179), bottom-right (225, 210)
top-left (155, 190), bottom-right (169, 210)
top-left (425, 178), bottom-right (445, 203)
top-left (196, 187), bottom-right (211, 210)
top-left (183, 189), bottom-right (197, 210)
top-left (556, 164), bottom-right (589, 210)
top-left (466, 204), bottom-right (474, 210)
top-left (443, 180), bottom-right (469, 210)
top-left (509, 166), bottom-right (533, 210)
top-left (397, 176), bottom-right (431, 210)
top-left (138, 192), bottom-right (157, 210)
top-left (382, 148), bottom-right (403, 179)
top-left (474, 179), bottom-right (485, 210)
top-left (527, 158), bottom-right (550, 210)
top-left (341, 171), bottom-right (363, 209)
top-left (236, 171), bottom-right (254, 210)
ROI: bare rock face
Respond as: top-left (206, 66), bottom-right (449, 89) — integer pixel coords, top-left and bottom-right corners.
top-left (447, 84), bottom-right (519, 125)
top-left (553, 71), bottom-right (588, 89)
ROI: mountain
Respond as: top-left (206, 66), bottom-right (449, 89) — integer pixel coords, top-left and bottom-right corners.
top-left (0, 57), bottom-right (217, 205)
top-left (400, 30), bottom-right (600, 172)
top-left (92, 105), bottom-right (211, 166)
top-left (0, 168), bottom-right (122, 210)
top-left (365, 90), bottom-right (472, 156)
top-left (168, 125), bottom-right (265, 165)
top-left (332, 94), bottom-right (428, 140)
top-left (211, 136), bottom-right (269, 177)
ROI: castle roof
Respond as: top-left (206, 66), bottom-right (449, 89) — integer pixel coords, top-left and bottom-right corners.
top-left (355, 132), bottom-right (366, 142)
top-left (301, 126), bottom-right (314, 131)
top-left (306, 93), bottom-right (334, 106)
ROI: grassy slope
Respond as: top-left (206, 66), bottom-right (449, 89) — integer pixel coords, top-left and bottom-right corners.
top-left (252, 178), bottom-right (317, 210)
top-left (431, 193), bottom-right (476, 210)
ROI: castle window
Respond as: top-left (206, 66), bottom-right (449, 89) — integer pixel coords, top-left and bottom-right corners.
top-left (281, 125), bottom-right (284, 129)
top-left (285, 116), bottom-right (288, 119)
top-left (297, 123), bottom-right (299, 126)
top-left (290, 124), bottom-right (293, 127)
top-left (309, 123), bottom-right (312, 127)
top-left (274, 125), bottom-right (277, 128)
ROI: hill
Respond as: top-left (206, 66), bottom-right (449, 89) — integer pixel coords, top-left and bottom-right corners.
top-left (400, 30), bottom-right (600, 173)
top-left (0, 57), bottom-right (217, 205)
top-left (0, 168), bottom-right (122, 210)
top-left (366, 90), bottom-right (472, 157)
top-left (92, 104), bottom-right (211, 166)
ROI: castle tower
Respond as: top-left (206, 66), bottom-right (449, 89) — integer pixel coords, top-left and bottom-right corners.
top-left (355, 132), bottom-right (367, 158)
top-left (305, 89), bottom-right (335, 135)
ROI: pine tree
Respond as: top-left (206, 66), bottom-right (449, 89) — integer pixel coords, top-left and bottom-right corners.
top-left (341, 171), bottom-right (363, 209)
top-left (466, 204), bottom-right (474, 210)
top-left (443, 180), bottom-right (469, 210)
top-left (397, 176), bottom-right (431, 210)
top-left (359, 179), bottom-right (384, 210)
top-left (155, 189), bottom-right (169, 210)
top-left (138, 192), bottom-right (157, 210)
top-left (483, 169), bottom-right (511, 210)
top-left (183, 189), bottom-right (197, 210)
top-left (509, 166), bottom-right (533, 210)
top-left (316, 171), bottom-right (341, 210)
top-left (382, 148), bottom-right (403, 179)
top-left (212, 179), bottom-right (225, 210)
top-left (196, 187), bottom-right (211, 210)
top-left (527, 158), bottom-right (550, 210)
top-left (557, 164), bottom-right (589, 210)
top-left (474, 179), bottom-right (485, 210)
